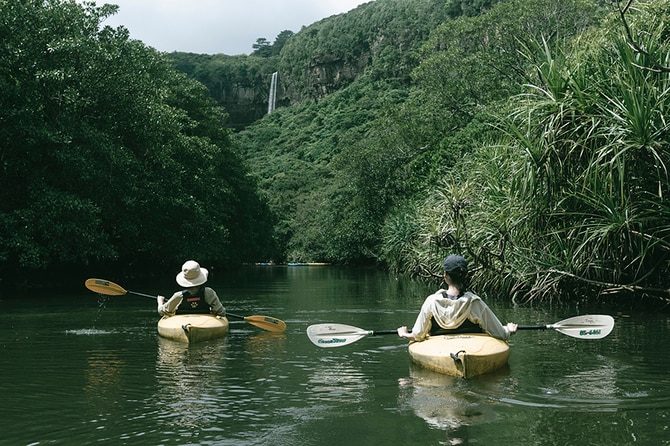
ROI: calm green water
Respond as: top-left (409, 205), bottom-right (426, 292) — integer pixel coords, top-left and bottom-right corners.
top-left (2, 266), bottom-right (669, 445)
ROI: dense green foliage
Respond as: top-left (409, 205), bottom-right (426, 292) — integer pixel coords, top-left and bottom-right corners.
top-left (277, 0), bottom-right (453, 99)
top-left (0, 0), bottom-right (273, 286)
top-left (234, 0), bottom-right (457, 262)
top-left (233, 0), bottom-right (670, 303)
top-left (381, 0), bottom-right (670, 302)
top-left (236, 80), bottom-right (404, 263)
top-left (233, 0), bottom-right (601, 259)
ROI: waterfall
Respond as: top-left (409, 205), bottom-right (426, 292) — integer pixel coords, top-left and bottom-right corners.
top-left (267, 71), bottom-right (278, 114)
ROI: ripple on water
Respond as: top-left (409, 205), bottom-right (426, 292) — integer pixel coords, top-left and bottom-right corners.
top-left (65, 328), bottom-right (115, 335)
top-left (492, 360), bottom-right (670, 412)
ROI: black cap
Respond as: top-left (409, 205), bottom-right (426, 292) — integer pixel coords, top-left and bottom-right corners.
top-left (442, 255), bottom-right (468, 274)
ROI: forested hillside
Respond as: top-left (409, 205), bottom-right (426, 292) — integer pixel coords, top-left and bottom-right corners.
top-left (231, 0), bottom-right (669, 304)
top-left (166, 0), bottom-right (463, 129)
top-left (229, 0), bottom-right (592, 259)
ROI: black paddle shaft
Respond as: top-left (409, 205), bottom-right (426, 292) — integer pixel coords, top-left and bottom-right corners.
top-left (371, 330), bottom-right (398, 336)
top-left (377, 325), bottom-right (549, 335)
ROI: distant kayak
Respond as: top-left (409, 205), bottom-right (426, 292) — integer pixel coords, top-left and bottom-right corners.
top-left (408, 333), bottom-right (510, 378)
top-left (157, 314), bottom-right (229, 343)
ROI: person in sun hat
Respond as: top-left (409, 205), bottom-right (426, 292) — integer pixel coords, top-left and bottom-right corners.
top-left (397, 254), bottom-right (517, 342)
top-left (157, 260), bottom-right (226, 317)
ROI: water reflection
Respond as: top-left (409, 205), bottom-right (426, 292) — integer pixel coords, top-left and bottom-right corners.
top-left (84, 349), bottom-right (126, 414)
top-left (155, 337), bottom-right (229, 434)
top-left (398, 364), bottom-right (508, 445)
top-left (156, 336), bottom-right (228, 378)
top-left (244, 331), bottom-right (287, 359)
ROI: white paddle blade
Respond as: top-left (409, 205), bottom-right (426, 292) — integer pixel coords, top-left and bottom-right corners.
top-left (550, 314), bottom-right (614, 339)
top-left (306, 323), bottom-right (372, 348)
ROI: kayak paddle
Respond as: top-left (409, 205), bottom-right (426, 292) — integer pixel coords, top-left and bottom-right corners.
top-left (306, 314), bottom-right (614, 348)
top-left (306, 324), bottom-right (396, 348)
top-left (516, 314), bottom-right (614, 339)
top-left (85, 278), bottom-right (286, 333)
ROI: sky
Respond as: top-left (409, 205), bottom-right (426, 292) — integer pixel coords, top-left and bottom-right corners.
top-left (93, 0), bottom-right (374, 55)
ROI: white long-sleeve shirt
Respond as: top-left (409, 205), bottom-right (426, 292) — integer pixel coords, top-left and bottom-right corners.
top-left (410, 290), bottom-right (511, 341)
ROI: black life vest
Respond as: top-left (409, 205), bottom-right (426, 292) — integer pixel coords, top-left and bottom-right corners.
top-left (177, 287), bottom-right (210, 314)
top-left (430, 318), bottom-right (483, 335)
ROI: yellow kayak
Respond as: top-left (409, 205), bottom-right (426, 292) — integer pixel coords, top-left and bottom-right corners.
top-left (157, 314), bottom-right (229, 343)
top-left (408, 333), bottom-right (510, 378)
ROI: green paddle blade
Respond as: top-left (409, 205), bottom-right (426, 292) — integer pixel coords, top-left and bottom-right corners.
top-left (306, 323), bottom-right (374, 347)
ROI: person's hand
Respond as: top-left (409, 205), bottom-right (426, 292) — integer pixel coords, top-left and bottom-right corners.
top-left (157, 295), bottom-right (165, 305)
top-left (397, 326), bottom-right (410, 338)
top-left (506, 322), bottom-right (518, 334)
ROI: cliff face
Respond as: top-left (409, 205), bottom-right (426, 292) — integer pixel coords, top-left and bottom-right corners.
top-left (170, 0), bottom-right (451, 129)
top-left (279, 53), bottom-right (371, 103)
top-left (214, 53), bottom-right (371, 129)
top-left (219, 83), bottom-right (268, 130)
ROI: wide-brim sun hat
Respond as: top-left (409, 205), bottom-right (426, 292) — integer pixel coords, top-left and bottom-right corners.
top-left (176, 260), bottom-right (208, 287)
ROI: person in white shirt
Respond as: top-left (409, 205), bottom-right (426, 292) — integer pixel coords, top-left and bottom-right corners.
top-left (397, 254), bottom-right (517, 342)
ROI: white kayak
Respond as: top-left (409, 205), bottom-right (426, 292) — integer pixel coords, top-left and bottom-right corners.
top-left (408, 333), bottom-right (510, 378)
top-left (157, 314), bottom-right (229, 343)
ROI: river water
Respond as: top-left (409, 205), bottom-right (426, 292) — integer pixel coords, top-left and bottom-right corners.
top-left (2, 266), bottom-right (669, 445)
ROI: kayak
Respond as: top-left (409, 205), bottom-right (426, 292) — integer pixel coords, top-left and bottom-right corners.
top-left (408, 333), bottom-right (510, 378)
top-left (157, 314), bottom-right (229, 343)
